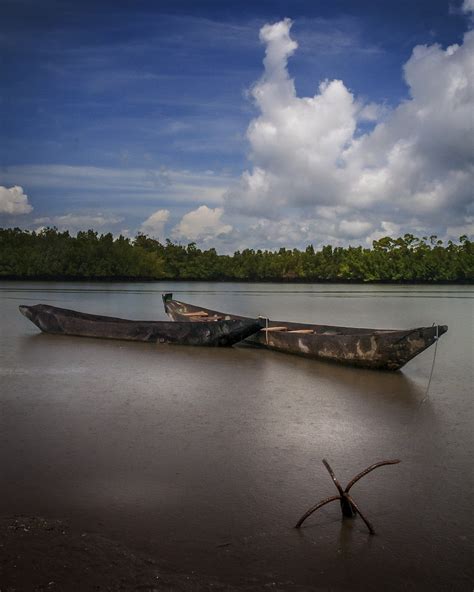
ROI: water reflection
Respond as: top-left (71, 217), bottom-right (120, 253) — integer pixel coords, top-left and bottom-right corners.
top-left (16, 329), bottom-right (424, 398)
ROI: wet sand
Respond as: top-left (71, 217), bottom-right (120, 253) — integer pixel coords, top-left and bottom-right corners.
top-left (1, 282), bottom-right (473, 590)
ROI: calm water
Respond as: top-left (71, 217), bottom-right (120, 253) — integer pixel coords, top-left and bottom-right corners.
top-left (1, 282), bottom-right (473, 590)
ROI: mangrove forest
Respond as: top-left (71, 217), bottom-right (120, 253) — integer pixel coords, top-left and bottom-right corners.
top-left (0, 227), bottom-right (472, 282)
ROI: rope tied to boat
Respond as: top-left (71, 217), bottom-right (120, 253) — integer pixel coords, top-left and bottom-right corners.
top-left (423, 323), bottom-right (440, 402)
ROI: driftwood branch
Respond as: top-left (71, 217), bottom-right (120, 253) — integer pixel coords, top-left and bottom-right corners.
top-left (294, 495), bottom-right (340, 529)
top-left (295, 458), bottom-right (400, 535)
top-left (345, 494), bottom-right (375, 534)
top-left (322, 459), bottom-right (344, 496)
top-left (344, 459), bottom-right (400, 493)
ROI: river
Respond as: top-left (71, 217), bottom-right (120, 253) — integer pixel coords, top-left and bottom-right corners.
top-left (1, 282), bottom-right (473, 590)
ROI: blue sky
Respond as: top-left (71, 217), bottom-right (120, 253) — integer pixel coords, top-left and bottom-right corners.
top-left (1, 0), bottom-right (473, 250)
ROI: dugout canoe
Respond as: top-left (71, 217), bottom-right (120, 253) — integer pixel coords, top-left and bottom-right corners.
top-left (162, 293), bottom-right (447, 370)
top-left (19, 304), bottom-right (263, 347)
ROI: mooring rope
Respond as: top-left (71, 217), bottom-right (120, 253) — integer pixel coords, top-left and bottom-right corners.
top-left (422, 323), bottom-right (440, 402)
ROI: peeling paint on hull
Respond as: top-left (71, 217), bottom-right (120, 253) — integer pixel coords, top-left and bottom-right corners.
top-left (162, 295), bottom-right (448, 371)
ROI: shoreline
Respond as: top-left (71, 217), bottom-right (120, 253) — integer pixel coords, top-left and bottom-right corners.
top-left (1, 277), bottom-right (472, 285)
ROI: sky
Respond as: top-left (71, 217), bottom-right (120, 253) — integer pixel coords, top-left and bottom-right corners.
top-left (1, 0), bottom-right (473, 251)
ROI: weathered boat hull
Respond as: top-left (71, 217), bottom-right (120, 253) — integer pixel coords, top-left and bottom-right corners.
top-left (162, 294), bottom-right (447, 370)
top-left (19, 304), bottom-right (263, 347)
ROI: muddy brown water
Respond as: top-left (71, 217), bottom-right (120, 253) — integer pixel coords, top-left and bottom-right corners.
top-left (1, 282), bottom-right (473, 590)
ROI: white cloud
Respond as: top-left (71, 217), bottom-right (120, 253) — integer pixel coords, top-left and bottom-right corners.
top-left (345, 32), bottom-right (474, 216)
top-left (357, 101), bottom-right (388, 122)
top-left (462, 0), bottom-right (474, 14)
top-left (172, 206), bottom-right (232, 242)
top-left (445, 218), bottom-right (474, 239)
top-left (225, 19), bottom-right (358, 216)
top-left (118, 228), bottom-right (132, 239)
top-left (245, 217), bottom-right (334, 249)
top-left (365, 221), bottom-right (403, 245)
top-left (140, 209), bottom-right (170, 238)
top-left (0, 185), bottom-right (33, 214)
top-left (34, 213), bottom-right (123, 233)
top-left (338, 219), bottom-right (373, 238)
top-left (224, 19), bottom-right (474, 246)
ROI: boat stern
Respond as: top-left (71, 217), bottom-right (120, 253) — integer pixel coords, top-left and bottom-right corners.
top-left (18, 303), bottom-right (60, 334)
top-left (162, 292), bottom-right (176, 317)
top-left (162, 292), bottom-right (173, 304)
top-left (19, 305), bottom-right (36, 322)
top-left (162, 293), bottom-right (198, 321)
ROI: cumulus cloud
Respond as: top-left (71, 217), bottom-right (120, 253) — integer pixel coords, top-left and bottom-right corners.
top-left (140, 209), bottom-right (170, 238)
top-left (224, 18), bottom-right (474, 245)
top-left (225, 19), bottom-right (358, 216)
top-left (239, 217), bottom-right (335, 250)
top-left (172, 206), bottom-right (232, 242)
top-left (0, 186), bottom-right (33, 214)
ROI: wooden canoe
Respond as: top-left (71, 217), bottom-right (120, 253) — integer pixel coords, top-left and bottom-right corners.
top-left (161, 293), bottom-right (448, 370)
top-left (19, 304), bottom-right (263, 347)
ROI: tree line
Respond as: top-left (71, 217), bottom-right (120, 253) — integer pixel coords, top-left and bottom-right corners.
top-left (0, 227), bottom-right (472, 282)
